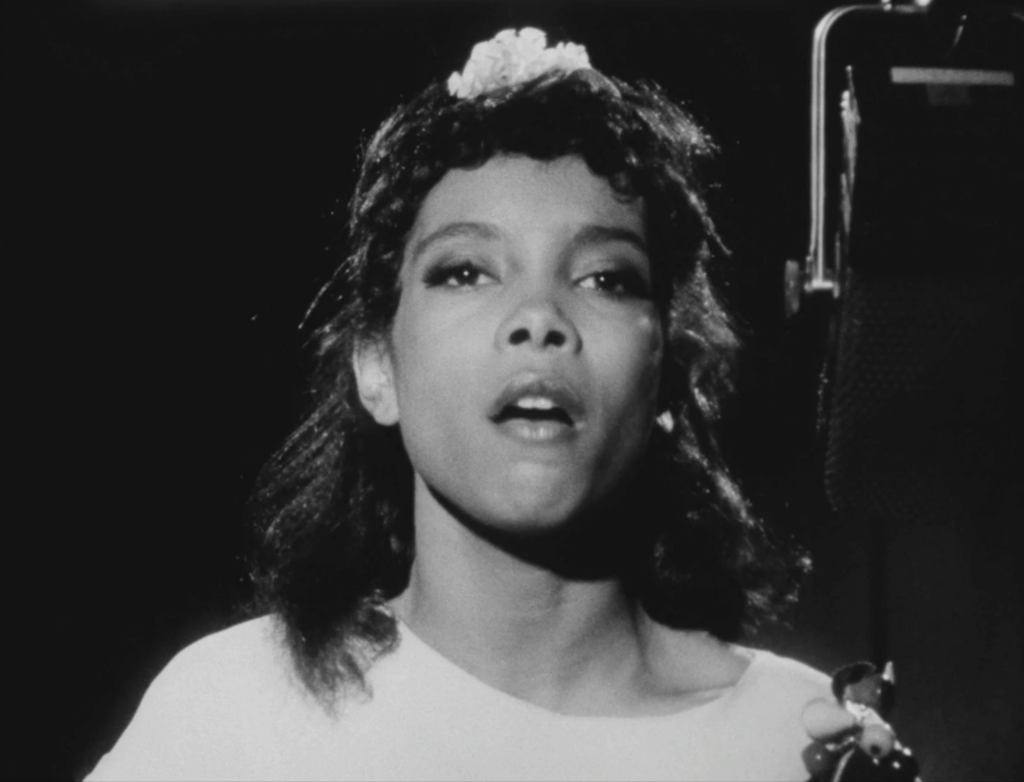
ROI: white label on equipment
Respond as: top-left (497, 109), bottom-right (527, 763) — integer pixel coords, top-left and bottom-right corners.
top-left (891, 68), bottom-right (1015, 86)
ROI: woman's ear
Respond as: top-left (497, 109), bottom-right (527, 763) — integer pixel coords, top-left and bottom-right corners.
top-left (352, 339), bottom-right (399, 425)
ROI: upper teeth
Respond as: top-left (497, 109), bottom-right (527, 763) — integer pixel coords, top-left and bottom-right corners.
top-left (514, 396), bottom-right (557, 410)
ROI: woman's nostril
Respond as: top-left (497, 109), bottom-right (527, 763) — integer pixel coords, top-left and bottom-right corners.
top-left (509, 328), bottom-right (531, 345)
top-left (507, 327), bottom-right (569, 348)
top-left (545, 331), bottom-right (567, 348)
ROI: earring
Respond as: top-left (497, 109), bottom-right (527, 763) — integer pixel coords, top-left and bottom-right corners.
top-left (656, 411), bottom-right (675, 434)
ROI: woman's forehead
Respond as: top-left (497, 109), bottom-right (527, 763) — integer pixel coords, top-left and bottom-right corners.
top-left (407, 155), bottom-right (646, 251)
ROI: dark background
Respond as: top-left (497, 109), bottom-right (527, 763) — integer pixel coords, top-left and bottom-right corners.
top-left (6, 1), bottom-right (1021, 779)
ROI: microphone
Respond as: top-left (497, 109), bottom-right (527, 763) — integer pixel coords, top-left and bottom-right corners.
top-left (804, 4), bottom-right (1023, 526)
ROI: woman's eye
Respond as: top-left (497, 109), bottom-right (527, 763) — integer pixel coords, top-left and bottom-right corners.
top-left (579, 270), bottom-right (651, 298)
top-left (423, 261), bottom-right (494, 289)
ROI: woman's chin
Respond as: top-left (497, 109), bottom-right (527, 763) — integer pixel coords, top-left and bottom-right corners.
top-left (420, 470), bottom-right (629, 577)
top-left (486, 471), bottom-right (594, 531)
top-left (458, 490), bottom-right (627, 579)
top-left (429, 478), bottom-right (588, 538)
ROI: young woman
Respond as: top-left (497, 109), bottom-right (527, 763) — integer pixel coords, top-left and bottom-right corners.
top-left (87, 28), bottom-right (853, 781)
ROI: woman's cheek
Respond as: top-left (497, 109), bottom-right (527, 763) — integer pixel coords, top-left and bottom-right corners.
top-left (593, 310), bottom-right (663, 440)
top-left (622, 308), bottom-right (664, 403)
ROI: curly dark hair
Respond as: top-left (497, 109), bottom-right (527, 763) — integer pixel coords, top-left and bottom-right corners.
top-left (246, 64), bottom-right (807, 706)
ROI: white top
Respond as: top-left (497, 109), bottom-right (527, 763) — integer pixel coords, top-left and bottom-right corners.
top-left (86, 616), bottom-right (830, 781)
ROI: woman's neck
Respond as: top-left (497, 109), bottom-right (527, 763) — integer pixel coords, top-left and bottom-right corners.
top-left (389, 481), bottom-right (651, 716)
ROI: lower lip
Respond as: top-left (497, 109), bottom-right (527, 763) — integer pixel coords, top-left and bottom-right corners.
top-left (493, 418), bottom-right (579, 444)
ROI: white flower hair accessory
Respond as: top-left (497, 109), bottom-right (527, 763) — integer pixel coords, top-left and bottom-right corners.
top-left (447, 28), bottom-right (592, 100)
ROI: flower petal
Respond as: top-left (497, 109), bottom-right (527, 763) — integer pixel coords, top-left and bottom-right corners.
top-left (447, 28), bottom-right (592, 99)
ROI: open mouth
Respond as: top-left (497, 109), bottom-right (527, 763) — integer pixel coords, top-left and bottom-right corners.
top-left (488, 377), bottom-right (585, 442)
top-left (493, 398), bottom-right (575, 427)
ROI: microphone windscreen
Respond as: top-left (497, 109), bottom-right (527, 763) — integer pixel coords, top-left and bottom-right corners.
top-left (821, 61), bottom-right (1022, 525)
top-left (823, 270), bottom-right (1019, 524)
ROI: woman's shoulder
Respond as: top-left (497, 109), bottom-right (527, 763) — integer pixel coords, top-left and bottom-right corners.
top-left (137, 615), bottom-right (293, 711)
top-left (740, 645), bottom-right (832, 693)
top-left (719, 647), bottom-right (833, 777)
top-left (85, 615), bottom-right (302, 781)
top-left (732, 645), bottom-right (834, 732)
top-left (645, 620), bottom-right (830, 698)
top-left (647, 622), bottom-right (832, 731)
top-left (638, 624), bottom-right (833, 779)
top-left (164, 614), bottom-right (284, 678)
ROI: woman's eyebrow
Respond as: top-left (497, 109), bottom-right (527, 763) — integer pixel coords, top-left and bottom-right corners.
top-left (570, 224), bottom-right (648, 255)
top-left (409, 222), bottom-right (502, 265)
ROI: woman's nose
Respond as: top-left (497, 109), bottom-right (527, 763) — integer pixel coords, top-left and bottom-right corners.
top-left (495, 291), bottom-right (582, 354)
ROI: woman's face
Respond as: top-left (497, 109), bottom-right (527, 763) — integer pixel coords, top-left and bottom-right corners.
top-left (358, 154), bottom-right (664, 535)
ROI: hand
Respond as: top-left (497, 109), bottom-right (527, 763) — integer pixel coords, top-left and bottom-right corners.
top-left (801, 662), bottom-right (921, 781)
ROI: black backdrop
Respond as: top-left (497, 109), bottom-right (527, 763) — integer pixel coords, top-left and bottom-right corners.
top-left (6, 1), bottom-right (1021, 780)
